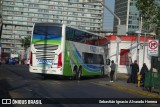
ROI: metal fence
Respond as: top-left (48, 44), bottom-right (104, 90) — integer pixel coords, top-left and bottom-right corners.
top-left (144, 72), bottom-right (160, 94)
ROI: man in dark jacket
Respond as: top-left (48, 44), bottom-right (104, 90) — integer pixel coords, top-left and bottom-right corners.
top-left (130, 60), bottom-right (139, 83)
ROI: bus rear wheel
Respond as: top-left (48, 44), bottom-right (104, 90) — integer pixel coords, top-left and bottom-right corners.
top-left (76, 67), bottom-right (82, 80)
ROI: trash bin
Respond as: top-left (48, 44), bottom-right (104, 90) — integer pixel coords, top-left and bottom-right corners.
top-left (144, 71), bottom-right (160, 94)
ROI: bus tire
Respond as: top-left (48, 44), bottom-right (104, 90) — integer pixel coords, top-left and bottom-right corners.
top-left (101, 67), bottom-right (104, 77)
top-left (77, 66), bottom-right (82, 80)
top-left (73, 66), bottom-right (78, 80)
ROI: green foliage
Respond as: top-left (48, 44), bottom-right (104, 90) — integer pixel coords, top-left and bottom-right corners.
top-left (136, 0), bottom-right (160, 33)
top-left (136, 0), bottom-right (155, 15)
top-left (21, 36), bottom-right (31, 50)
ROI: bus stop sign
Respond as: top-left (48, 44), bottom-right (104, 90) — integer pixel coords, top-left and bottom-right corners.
top-left (148, 40), bottom-right (159, 56)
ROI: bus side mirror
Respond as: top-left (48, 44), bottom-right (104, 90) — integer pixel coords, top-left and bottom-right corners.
top-left (106, 59), bottom-right (110, 65)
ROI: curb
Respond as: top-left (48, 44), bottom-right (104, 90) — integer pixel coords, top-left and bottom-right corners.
top-left (106, 83), bottom-right (160, 98)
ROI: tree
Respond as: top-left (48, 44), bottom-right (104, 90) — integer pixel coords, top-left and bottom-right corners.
top-left (21, 36), bottom-right (31, 50)
top-left (136, 0), bottom-right (160, 33)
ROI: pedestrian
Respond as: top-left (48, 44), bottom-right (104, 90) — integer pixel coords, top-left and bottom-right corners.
top-left (140, 63), bottom-right (149, 87)
top-left (130, 60), bottom-right (139, 83)
top-left (110, 60), bottom-right (116, 82)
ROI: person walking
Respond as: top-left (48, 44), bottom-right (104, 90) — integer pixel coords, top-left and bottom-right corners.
top-left (130, 60), bottom-right (139, 83)
top-left (110, 60), bottom-right (116, 82)
top-left (140, 63), bottom-right (149, 86)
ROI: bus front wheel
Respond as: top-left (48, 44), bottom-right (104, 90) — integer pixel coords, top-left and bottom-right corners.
top-left (73, 66), bottom-right (78, 80)
top-left (101, 67), bottom-right (104, 77)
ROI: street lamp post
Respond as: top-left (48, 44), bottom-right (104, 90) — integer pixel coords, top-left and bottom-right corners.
top-left (100, 1), bottom-right (121, 81)
top-left (99, 1), bottom-right (121, 80)
top-left (115, 36), bottom-right (120, 80)
top-left (85, 0), bottom-right (121, 81)
top-left (83, 0), bottom-right (121, 26)
top-left (100, 2), bottom-right (121, 25)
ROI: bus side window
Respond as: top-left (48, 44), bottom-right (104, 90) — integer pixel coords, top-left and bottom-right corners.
top-left (66, 27), bottom-right (74, 41)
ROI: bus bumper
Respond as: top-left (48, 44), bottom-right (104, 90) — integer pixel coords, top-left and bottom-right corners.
top-left (29, 66), bottom-right (63, 75)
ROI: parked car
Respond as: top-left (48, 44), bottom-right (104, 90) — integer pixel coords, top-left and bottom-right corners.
top-left (7, 57), bottom-right (19, 65)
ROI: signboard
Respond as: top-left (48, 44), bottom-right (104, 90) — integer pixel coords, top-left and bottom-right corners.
top-left (148, 40), bottom-right (159, 56)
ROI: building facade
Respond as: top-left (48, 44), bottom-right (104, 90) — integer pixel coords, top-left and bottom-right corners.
top-left (107, 35), bottom-right (152, 74)
top-left (0, 0), bottom-right (104, 54)
top-left (113, 0), bottom-right (160, 34)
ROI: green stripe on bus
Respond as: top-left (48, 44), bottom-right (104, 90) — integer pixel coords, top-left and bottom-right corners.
top-left (32, 40), bottom-right (61, 44)
top-left (63, 45), bottom-right (73, 76)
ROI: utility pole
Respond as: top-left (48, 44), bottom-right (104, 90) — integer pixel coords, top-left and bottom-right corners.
top-left (136, 31), bottom-right (141, 65)
top-left (136, 15), bottom-right (142, 65)
top-left (99, 1), bottom-right (121, 80)
top-left (143, 32), bottom-right (146, 64)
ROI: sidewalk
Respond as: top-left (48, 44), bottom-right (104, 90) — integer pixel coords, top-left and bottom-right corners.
top-left (105, 73), bottom-right (160, 98)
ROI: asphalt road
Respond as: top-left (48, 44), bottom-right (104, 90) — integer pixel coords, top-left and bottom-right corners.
top-left (0, 64), bottom-right (159, 107)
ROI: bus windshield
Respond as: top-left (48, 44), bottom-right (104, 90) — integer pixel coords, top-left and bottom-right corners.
top-left (32, 25), bottom-right (62, 44)
top-left (33, 26), bottom-right (62, 36)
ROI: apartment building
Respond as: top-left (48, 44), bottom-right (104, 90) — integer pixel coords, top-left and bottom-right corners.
top-left (0, 0), bottom-right (104, 54)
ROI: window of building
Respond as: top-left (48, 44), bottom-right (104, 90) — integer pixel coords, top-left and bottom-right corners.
top-left (129, 21), bottom-right (132, 24)
top-left (130, 2), bottom-right (133, 6)
top-left (120, 49), bottom-right (130, 65)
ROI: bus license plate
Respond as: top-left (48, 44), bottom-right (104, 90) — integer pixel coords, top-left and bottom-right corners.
top-left (37, 59), bottom-right (53, 65)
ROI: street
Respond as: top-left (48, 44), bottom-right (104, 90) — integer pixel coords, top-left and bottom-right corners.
top-left (0, 64), bottom-right (159, 107)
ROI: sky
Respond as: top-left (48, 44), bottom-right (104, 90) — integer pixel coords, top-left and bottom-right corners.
top-left (103, 0), bottom-right (115, 31)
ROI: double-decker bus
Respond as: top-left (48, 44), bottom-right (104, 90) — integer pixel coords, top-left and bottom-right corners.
top-left (29, 23), bottom-right (108, 79)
